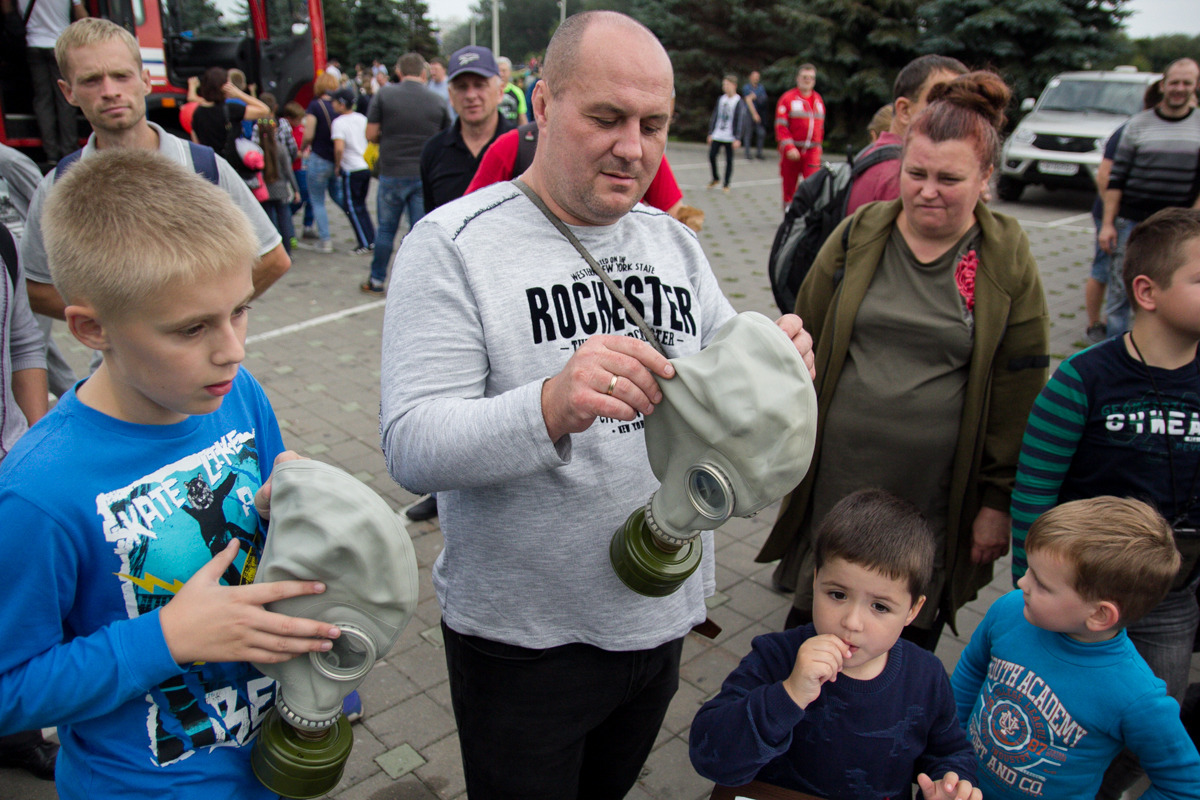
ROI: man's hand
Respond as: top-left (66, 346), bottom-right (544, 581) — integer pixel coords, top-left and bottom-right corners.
top-left (732, 140), bottom-right (741, 149)
top-left (970, 505), bottom-right (1011, 564)
top-left (785, 148), bottom-right (801, 161)
top-left (159, 540), bottom-right (341, 665)
top-left (1098, 221), bottom-right (1118, 254)
top-left (917, 772), bottom-right (982, 800)
top-left (783, 633), bottom-right (850, 710)
top-left (774, 313), bottom-right (816, 379)
top-left (541, 334), bottom-right (674, 444)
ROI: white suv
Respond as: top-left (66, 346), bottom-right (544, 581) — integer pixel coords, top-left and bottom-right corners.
top-left (998, 68), bottom-right (1160, 202)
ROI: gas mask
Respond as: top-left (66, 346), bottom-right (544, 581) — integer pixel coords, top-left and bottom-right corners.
top-left (249, 460), bottom-right (419, 799)
top-left (610, 312), bottom-right (818, 596)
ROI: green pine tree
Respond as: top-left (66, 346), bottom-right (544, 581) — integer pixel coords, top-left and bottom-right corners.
top-left (916, 0), bottom-right (1129, 108)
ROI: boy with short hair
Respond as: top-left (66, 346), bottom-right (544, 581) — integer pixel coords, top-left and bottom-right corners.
top-left (954, 497), bottom-right (1200, 799)
top-left (0, 150), bottom-right (339, 799)
top-left (1010, 208), bottom-right (1200, 794)
top-left (690, 489), bottom-right (980, 800)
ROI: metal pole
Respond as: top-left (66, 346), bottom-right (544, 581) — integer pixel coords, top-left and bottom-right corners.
top-left (559, 0), bottom-right (565, 26)
top-left (470, 18), bottom-right (475, 45)
top-left (491, 0), bottom-right (499, 57)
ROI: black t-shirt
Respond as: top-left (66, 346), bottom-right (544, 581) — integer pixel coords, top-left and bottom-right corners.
top-left (419, 114), bottom-right (515, 212)
top-left (191, 101), bottom-right (245, 152)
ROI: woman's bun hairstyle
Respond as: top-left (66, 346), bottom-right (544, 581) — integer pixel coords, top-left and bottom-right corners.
top-left (908, 70), bottom-right (1011, 169)
top-left (925, 70), bottom-right (1010, 132)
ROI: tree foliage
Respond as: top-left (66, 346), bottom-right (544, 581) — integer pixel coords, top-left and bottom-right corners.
top-left (321, 0), bottom-right (439, 66)
top-left (1107, 33), bottom-right (1200, 73)
top-left (916, 0), bottom-right (1129, 107)
top-left (633, 0), bottom-right (920, 145)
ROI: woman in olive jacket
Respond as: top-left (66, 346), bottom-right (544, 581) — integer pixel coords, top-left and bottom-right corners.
top-left (757, 73), bottom-right (1049, 646)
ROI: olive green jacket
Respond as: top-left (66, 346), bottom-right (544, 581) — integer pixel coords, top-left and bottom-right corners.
top-left (756, 199), bottom-right (1049, 629)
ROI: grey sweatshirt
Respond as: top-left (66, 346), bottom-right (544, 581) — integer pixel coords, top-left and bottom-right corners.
top-left (380, 182), bottom-right (736, 651)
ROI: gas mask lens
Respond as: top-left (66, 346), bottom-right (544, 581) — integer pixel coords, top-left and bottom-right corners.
top-left (311, 625), bottom-right (376, 682)
top-left (687, 464), bottom-right (733, 522)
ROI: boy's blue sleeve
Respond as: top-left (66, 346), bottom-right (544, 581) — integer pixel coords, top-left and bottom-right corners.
top-left (915, 666), bottom-right (978, 784)
top-left (688, 631), bottom-right (806, 786)
top-left (951, 597), bottom-right (1000, 729)
top-left (0, 493), bottom-right (183, 734)
top-left (1124, 690), bottom-right (1200, 800)
top-left (1010, 358), bottom-right (1087, 582)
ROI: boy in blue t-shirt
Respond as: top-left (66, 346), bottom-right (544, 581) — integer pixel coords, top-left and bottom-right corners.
top-left (954, 497), bottom-right (1200, 799)
top-left (0, 150), bottom-right (341, 799)
top-left (690, 489), bottom-right (979, 800)
top-left (1010, 207), bottom-right (1200, 794)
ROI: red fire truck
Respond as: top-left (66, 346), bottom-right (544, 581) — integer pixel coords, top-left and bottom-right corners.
top-left (1, 0), bottom-right (327, 159)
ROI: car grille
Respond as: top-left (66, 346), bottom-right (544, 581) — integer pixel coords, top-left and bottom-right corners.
top-left (1032, 134), bottom-right (1095, 153)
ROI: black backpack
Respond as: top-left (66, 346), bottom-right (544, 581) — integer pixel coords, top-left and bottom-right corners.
top-left (768, 143), bottom-right (901, 315)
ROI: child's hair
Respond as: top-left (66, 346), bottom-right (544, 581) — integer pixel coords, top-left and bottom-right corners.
top-left (282, 101), bottom-right (306, 122)
top-left (1026, 497), bottom-right (1180, 628)
top-left (1122, 207), bottom-right (1200, 302)
top-left (723, 74), bottom-right (737, 86)
top-left (55, 17), bottom-right (142, 81)
top-left (42, 150), bottom-right (259, 319)
top-left (867, 103), bottom-right (893, 141)
top-left (257, 118), bottom-right (281, 185)
top-left (227, 68), bottom-right (248, 91)
top-left (813, 488), bottom-right (935, 602)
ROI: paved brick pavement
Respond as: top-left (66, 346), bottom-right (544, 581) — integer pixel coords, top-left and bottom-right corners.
top-left (3, 142), bottom-right (1190, 800)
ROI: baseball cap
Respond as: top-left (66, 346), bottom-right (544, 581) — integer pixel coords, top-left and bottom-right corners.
top-left (331, 87), bottom-right (356, 106)
top-left (448, 46), bottom-right (499, 81)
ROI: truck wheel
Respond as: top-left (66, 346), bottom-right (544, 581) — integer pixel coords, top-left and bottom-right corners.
top-left (997, 176), bottom-right (1025, 202)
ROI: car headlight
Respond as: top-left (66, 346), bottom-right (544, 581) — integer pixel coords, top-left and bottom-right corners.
top-left (1012, 128), bottom-right (1035, 145)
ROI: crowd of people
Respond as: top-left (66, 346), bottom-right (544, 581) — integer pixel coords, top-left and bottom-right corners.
top-left (3, 10), bottom-right (1200, 800)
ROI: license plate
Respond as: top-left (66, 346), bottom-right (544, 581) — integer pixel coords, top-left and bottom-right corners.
top-left (1038, 161), bottom-right (1079, 176)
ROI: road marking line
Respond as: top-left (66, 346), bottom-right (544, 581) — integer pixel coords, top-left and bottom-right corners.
top-left (247, 300), bottom-right (387, 344)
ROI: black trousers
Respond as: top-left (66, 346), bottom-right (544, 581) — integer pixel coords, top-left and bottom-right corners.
top-left (708, 140), bottom-right (734, 187)
top-left (442, 621), bottom-right (683, 800)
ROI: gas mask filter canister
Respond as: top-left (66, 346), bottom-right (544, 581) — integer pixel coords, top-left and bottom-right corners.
top-left (610, 311), bottom-right (818, 596)
top-left (249, 460), bottom-right (419, 798)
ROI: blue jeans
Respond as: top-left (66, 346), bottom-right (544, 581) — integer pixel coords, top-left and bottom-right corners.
top-left (1096, 581), bottom-right (1200, 799)
top-left (1103, 216), bottom-right (1137, 337)
top-left (370, 176), bottom-right (425, 284)
top-left (261, 199), bottom-right (294, 254)
top-left (291, 168), bottom-right (313, 228)
top-left (305, 152), bottom-right (344, 242)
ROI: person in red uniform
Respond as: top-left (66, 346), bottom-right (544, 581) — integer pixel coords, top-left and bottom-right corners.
top-left (775, 63), bottom-right (825, 206)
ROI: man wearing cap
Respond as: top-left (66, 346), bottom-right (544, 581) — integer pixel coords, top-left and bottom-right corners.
top-left (381, 11), bottom-right (814, 798)
top-left (418, 45), bottom-right (515, 213)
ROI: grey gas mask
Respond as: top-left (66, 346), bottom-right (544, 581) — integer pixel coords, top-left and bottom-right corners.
top-left (610, 312), bottom-right (818, 596)
top-left (249, 460), bottom-right (419, 799)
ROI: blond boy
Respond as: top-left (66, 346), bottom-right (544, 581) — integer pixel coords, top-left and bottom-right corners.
top-left (0, 150), bottom-right (337, 799)
top-left (955, 497), bottom-right (1200, 799)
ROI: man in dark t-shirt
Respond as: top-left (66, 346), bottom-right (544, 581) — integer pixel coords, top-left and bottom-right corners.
top-left (363, 53), bottom-right (451, 293)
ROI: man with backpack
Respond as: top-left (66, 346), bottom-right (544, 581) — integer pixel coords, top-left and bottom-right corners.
top-left (768, 55), bottom-right (967, 316)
